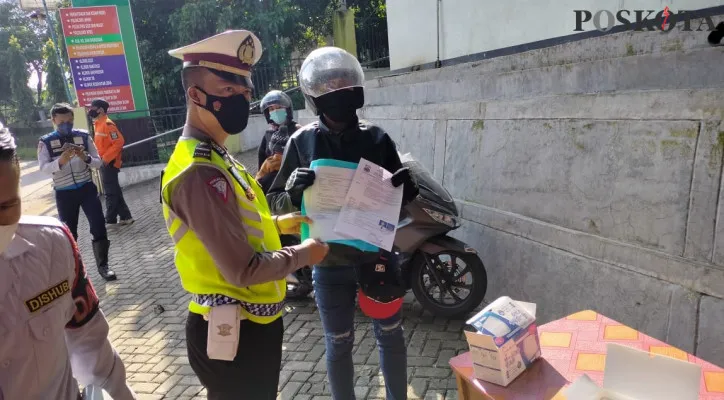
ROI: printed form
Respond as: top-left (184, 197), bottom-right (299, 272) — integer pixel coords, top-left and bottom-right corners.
top-left (334, 158), bottom-right (403, 251)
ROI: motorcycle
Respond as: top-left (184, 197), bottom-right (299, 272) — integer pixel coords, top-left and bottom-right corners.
top-left (285, 153), bottom-right (488, 318)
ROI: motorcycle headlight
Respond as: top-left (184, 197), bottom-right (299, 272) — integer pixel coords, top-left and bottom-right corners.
top-left (423, 208), bottom-right (458, 228)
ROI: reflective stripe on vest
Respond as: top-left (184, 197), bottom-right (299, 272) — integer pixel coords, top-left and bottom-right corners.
top-left (160, 137), bottom-right (285, 324)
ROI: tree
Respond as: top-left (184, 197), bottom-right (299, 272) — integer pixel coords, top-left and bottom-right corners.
top-left (0, 1), bottom-right (49, 106)
top-left (7, 36), bottom-right (37, 123)
top-left (163, 0), bottom-right (337, 104)
top-left (130, 0), bottom-right (187, 108)
top-left (44, 39), bottom-right (68, 105)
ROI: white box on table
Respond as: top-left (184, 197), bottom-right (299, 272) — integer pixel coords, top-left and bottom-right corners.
top-left (463, 296), bottom-right (541, 387)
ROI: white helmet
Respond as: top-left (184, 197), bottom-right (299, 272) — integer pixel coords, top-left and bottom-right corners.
top-left (299, 47), bottom-right (365, 116)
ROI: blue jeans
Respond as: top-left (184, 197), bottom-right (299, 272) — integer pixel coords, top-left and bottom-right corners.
top-left (313, 265), bottom-right (407, 400)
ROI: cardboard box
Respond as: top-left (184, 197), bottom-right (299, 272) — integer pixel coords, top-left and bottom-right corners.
top-left (565, 343), bottom-right (702, 400)
top-left (464, 296), bottom-right (541, 387)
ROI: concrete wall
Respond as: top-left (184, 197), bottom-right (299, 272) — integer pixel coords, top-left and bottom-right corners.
top-left (386, 0), bottom-right (723, 70)
top-left (311, 26), bottom-right (724, 364)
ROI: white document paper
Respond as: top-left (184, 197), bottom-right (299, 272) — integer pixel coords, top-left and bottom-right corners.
top-left (302, 165), bottom-right (356, 242)
top-left (565, 343), bottom-right (701, 400)
top-left (334, 158), bottom-right (403, 251)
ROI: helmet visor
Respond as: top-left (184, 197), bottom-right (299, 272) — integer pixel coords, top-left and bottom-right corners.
top-left (299, 47), bottom-right (364, 98)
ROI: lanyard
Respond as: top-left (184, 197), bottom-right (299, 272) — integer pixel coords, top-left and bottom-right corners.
top-left (208, 141), bottom-right (256, 201)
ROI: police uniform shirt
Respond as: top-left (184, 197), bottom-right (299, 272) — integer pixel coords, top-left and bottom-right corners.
top-left (0, 216), bottom-right (135, 400)
top-left (167, 126), bottom-right (315, 288)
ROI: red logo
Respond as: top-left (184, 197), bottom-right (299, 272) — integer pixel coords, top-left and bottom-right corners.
top-left (213, 101), bottom-right (222, 112)
top-left (207, 176), bottom-right (229, 202)
top-left (662, 6), bottom-right (670, 30)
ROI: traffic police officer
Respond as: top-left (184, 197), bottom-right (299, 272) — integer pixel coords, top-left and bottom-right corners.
top-left (0, 122), bottom-right (136, 399)
top-left (162, 30), bottom-right (329, 399)
top-left (38, 103), bottom-right (117, 281)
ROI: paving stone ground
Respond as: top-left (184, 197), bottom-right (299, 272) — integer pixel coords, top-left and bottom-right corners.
top-left (30, 150), bottom-right (471, 399)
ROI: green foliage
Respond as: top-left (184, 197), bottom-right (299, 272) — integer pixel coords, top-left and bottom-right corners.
top-left (137, 0), bottom-right (338, 108)
top-left (0, 0), bottom-right (50, 106)
top-left (0, 0), bottom-right (388, 115)
top-left (43, 39), bottom-right (68, 106)
top-left (7, 36), bottom-right (37, 123)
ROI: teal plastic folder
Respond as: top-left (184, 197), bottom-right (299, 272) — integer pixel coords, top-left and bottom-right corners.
top-left (300, 159), bottom-right (378, 252)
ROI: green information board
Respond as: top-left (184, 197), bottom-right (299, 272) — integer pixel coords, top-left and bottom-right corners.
top-left (70, 0), bottom-right (149, 119)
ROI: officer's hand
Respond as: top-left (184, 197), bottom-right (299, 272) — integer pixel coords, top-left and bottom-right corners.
top-left (300, 238), bottom-right (329, 265)
top-left (58, 149), bottom-right (74, 166)
top-left (391, 167), bottom-right (419, 205)
top-left (285, 168), bottom-right (316, 208)
top-left (276, 212), bottom-right (312, 235)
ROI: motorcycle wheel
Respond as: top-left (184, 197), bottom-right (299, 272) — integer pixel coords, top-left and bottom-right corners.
top-left (411, 250), bottom-right (487, 318)
top-left (286, 267), bottom-right (314, 300)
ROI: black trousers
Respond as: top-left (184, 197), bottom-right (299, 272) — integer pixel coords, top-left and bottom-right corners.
top-left (55, 182), bottom-right (107, 241)
top-left (100, 165), bottom-right (132, 223)
top-left (186, 312), bottom-right (284, 400)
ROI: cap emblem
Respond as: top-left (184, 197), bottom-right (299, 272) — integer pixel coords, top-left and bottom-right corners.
top-left (375, 264), bottom-right (386, 272)
top-left (238, 35), bottom-right (255, 65)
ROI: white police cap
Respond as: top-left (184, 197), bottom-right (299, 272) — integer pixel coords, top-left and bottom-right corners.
top-left (168, 30), bottom-right (263, 86)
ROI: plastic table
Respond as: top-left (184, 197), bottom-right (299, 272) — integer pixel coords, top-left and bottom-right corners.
top-left (449, 310), bottom-right (724, 400)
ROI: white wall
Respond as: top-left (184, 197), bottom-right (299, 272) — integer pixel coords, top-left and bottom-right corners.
top-left (387, 0), bottom-right (722, 70)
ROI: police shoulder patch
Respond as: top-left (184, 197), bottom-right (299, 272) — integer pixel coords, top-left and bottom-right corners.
top-left (25, 280), bottom-right (71, 313)
top-left (193, 142), bottom-right (212, 160)
top-left (110, 132), bottom-right (119, 140)
top-left (206, 176), bottom-right (229, 202)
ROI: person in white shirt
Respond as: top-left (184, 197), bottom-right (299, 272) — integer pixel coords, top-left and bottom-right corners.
top-left (0, 122), bottom-right (136, 400)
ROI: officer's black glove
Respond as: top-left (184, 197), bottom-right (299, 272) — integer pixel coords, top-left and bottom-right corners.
top-left (285, 168), bottom-right (316, 208)
top-left (391, 167), bottom-right (419, 206)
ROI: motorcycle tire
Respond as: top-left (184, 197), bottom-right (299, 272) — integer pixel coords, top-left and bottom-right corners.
top-left (410, 250), bottom-right (487, 318)
top-left (286, 282), bottom-right (314, 300)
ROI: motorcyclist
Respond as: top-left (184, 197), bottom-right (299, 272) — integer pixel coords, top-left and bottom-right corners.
top-left (266, 47), bottom-right (419, 400)
top-left (256, 90), bottom-right (301, 193)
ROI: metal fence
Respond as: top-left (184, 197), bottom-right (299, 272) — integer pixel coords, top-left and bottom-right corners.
top-left (355, 6), bottom-right (391, 69)
top-left (251, 58), bottom-right (305, 101)
top-left (120, 86), bottom-right (304, 168)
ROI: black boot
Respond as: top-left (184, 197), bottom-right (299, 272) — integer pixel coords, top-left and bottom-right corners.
top-left (92, 239), bottom-right (117, 281)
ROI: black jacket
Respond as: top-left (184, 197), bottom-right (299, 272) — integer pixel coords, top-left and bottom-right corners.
top-left (267, 117), bottom-right (404, 266)
top-left (257, 121), bottom-right (300, 169)
top-left (257, 121), bottom-right (301, 194)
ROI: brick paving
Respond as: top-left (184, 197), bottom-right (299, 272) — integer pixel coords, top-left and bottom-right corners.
top-left (34, 150), bottom-right (471, 399)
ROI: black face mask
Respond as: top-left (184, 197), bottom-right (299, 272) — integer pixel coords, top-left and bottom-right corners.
top-left (316, 87), bottom-right (364, 124)
top-left (194, 87), bottom-right (250, 135)
top-left (324, 108), bottom-right (358, 124)
top-left (88, 109), bottom-right (100, 119)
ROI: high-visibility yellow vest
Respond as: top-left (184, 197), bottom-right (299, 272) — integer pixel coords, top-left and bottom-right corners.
top-left (161, 137), bottom-right (285, 324)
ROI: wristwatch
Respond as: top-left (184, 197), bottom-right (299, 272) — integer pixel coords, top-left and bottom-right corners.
top-left (84, 154), bottom-right (92, 164)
